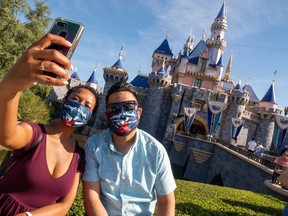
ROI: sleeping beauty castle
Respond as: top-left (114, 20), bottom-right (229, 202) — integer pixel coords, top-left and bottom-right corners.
top-left (48, 2), bottom-right (288, 156)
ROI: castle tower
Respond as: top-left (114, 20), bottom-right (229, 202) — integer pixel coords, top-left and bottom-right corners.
top-left (206, 2), bottom-right (227, 66)
top-left (86, 68), bottom-right (98, 89)
top-left (151, 37), bottom-right (173, 73)
top-left (93, 46), bottom-right (128, 129)
top-left (139, 59), bottom-right (172, 139)
top-left (219, 80), bottom-right (250, 142)
top-left (254, 80), bottom-right (278, 148)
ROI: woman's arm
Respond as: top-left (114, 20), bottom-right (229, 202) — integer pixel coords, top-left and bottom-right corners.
top-left (0, 34), bottom-right (72, 150)
top-left (16, 172), bottom-right (81, 216)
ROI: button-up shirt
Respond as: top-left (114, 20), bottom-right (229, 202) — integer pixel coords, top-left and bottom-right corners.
top-left (83, 128), bottom-right (176, 215)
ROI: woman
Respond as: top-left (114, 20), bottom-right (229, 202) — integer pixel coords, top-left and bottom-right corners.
top-left (271, 148), bottom-right (288, 184)
top-left (274, 148), bottom-right (288, 167)
top-left (0, 34), bottom-right (97, 215)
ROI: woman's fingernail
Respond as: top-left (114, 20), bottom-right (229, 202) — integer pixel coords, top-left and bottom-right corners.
top-left (66, 40), bottom-right (72, 46)
top-left (70, 64), bottom-right (74, 71)
top-left (62, 80), bottom-right (69, 85)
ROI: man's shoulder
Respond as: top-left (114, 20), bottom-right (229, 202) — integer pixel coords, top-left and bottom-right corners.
top-left (138, 129), bottom-right (166, 151)
top-left (86, 129), bottom-right (110, 148)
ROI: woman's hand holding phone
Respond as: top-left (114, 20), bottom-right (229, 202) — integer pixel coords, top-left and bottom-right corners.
top-left (2, 34), bottom-right (73, 92)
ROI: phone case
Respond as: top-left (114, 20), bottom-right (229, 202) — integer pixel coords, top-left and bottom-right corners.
top-left (48, 17), bottom-right (85, 59)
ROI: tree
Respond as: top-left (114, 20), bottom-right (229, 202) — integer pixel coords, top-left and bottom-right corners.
top-left (19, 89), bottom-right (52, 124)
top-left (0, 0), bottom-right (52, 79)
top-left (0, 0), bottom-right (54, 123)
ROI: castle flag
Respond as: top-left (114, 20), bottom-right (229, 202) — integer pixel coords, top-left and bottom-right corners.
top-left (184, 107), bottom-right (197, 133)
top-left (273, 115), bottom-right (288, 153)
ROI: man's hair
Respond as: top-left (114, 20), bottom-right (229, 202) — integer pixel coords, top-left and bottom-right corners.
top-left (106, 82), bottom-right (137, 104)
top-left (65, 84), bottom-right (98, 114)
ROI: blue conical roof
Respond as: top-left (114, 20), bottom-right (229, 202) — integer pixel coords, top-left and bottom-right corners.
top-left (154, 38), bottom-right (173, 56)
top-left (242, 84), bottom-right (260, 102)
top-left (71, 71), bottom-right (80, 80)
top-left (260, 81), bottom-right (277, 104)
top-left (87, 70), bottom-right (97, 84)
top-left (157, 66), bottom-right (165, 74)
top-left (234, 83), bottom-right (241, 90)
top-left (112, 59), bottom-right (124, 70)
top-left (188, 39), bottom-right (207, 60)
top-left (216, 2), bottom-right (226, 19)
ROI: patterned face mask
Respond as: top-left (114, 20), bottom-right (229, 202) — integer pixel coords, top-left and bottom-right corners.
top-left (107, 108), bottom-right (139, 136)
top-left (58, 99), bottom-right (92, 127)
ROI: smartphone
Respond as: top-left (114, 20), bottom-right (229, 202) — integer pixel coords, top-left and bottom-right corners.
top-left (44, 17), bottom-right (85, 77)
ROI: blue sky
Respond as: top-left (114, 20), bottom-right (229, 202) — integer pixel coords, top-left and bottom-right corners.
top-left (45, 0), bottom-right (288, 110)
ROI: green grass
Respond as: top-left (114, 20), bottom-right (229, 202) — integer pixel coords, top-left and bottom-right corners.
top-left (68, 179), bottom-right (286, 216)
top-left (174, 180), bottom-right (285, 216)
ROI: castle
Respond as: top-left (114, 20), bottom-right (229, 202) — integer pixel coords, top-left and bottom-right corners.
top-left (49, 2), bottom-right (288, 155)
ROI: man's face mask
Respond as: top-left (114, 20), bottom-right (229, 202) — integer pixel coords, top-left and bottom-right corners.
top-left (58, 98), bottom-right (92, 127)
top-left (106, 100), bottom-right (139, 136)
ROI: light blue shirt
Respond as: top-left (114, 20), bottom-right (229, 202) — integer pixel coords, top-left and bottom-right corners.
top-left (82, 128), bottom-right (176, 216)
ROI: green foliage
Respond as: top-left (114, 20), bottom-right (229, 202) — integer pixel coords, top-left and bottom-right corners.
top-left (69, 180), bottom-right (286, 216)
top-left (30, 83), bottom-right (52, 99)
top-left (0, 0), bottom-right (51, 79)
top-left (18, 89), bottom-right (52, 124)
top-left (68, 182), bottom-right (85, 216)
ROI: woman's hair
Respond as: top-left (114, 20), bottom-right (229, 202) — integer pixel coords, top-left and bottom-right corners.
top-left (280, 148), bottom-right (288, 156)
top-left (65, 85), bottom-right (98, 114)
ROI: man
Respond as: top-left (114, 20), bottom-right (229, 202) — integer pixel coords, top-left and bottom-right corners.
top-left (82, 82), bottom-right (176, 216)
top-left (247, 137), bottom-right (257, 153)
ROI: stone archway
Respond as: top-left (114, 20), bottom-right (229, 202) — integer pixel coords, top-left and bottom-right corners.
top-left (175, 116), bottom-right (208, 136)
top-left (189, 119), bottom-right (207, 136)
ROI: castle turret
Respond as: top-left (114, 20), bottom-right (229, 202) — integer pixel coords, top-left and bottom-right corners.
top-left (139, 59), bottom-right (172, 139)
top-left (151, 37), bottom-right (173, 73)
top-left (254, 80), bottom-right (278, 148)
top-left (219, 79), bottom-right (250, 142)
top-left (86, 68), bottom-right (98, 89)
top-left (206, 2), bottom-right (227, 66)
top-left (93, 46), bottom-right (128, 129)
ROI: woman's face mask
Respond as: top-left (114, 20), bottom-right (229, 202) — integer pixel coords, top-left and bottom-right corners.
top-left (106, 100), bottom-right (139, 136)
top-left (58, 98), bottom-right (92, 127)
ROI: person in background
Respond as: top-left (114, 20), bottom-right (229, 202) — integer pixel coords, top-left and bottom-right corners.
top-left (83, 82), bottom-right (176, 216)
top-left (254, 142), bottom-right (265, 157)
top-left (0, 34), bottom-right (97, 216)
top-left (247, 137), bottom-right (257, 153)
top-left (271, 148), bottom-right (288, 184)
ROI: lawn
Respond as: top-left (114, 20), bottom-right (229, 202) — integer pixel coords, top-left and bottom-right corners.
top-left (68, 179), bottom-right (286, 216)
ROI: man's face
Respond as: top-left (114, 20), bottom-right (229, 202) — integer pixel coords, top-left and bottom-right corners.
top-left (105, 91), bottom-right (142, 133)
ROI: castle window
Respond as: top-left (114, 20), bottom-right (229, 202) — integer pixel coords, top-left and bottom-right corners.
top-left (199, 58), bottom-right (207, 72)
top-left (195, 79), bottom-right (201, 88)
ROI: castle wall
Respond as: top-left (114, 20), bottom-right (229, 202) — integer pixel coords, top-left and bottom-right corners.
top-left (255, 118), bottom-right (274, 149)
top-left (170, 135), bottom-right (281, 198)
top-left (139, 85), bottom-right (166, 138)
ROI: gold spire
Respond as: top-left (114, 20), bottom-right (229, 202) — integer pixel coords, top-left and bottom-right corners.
top-left (201, 30), bottom-right (206, 40)
top-left (223, 51), bottom-right (233, 82)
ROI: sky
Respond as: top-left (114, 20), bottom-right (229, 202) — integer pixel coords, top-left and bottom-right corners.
top-left (43, 0), bottom-right (288, 110)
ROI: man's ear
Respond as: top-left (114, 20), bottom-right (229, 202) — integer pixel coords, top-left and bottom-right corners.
top-left (137, 108), bottom-right (142, 119)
